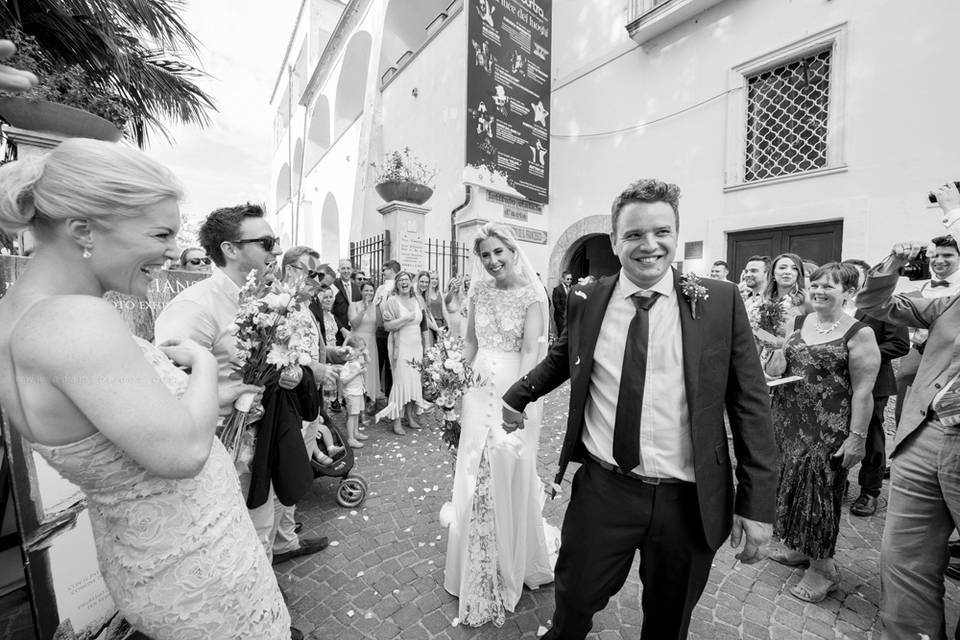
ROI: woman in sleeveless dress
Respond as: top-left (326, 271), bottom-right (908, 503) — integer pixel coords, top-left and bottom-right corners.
top-left (445, 276), bottom-right (467, 339)
top-left (442, 223), bottom-right (559, 627)
top-left (348, 280), bottom-right (380, 408)
top-left (766, 263), bottom-right (879, 604)
top-left (0, 139), bottom-right (291, 638)
top-left (375, 271), bottom-right (426, 434)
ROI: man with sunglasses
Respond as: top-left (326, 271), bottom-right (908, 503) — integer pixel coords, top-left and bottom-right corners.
top-left (178, 247), bottom-right (212, 273)
top-left (156, 204), bottom-right (329, 618)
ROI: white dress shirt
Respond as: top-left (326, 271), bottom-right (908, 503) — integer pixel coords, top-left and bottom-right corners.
top-left (154, 267), bottom-right (241, 417)
top-left (582, 271), bottom-right (694, 481)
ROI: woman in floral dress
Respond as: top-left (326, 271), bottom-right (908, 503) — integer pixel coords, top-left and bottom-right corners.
top-left (442, 223), bottom-right (558, 627)
top-left (767, 263), bottom-right (879, 603)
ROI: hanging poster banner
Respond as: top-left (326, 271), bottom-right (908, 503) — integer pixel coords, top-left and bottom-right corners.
top-left (465, 0), bottom-right (552, 204)
top-left (0, 255), bottom-right (208, 639)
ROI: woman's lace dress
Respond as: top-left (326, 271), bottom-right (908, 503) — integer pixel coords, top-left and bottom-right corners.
top-left (29, 338), bottom-right (290, 639)
top-left (442, 281), bottom-right (559, 627)
top-left (771, 321), bottom-right (866, 559)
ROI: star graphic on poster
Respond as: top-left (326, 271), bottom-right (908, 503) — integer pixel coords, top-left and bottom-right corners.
top-left (531, 101), bottom-right (549, 126)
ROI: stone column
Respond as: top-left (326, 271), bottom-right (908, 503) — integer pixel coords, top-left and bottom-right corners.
top-left (377, 200), bottom-right (430, 272)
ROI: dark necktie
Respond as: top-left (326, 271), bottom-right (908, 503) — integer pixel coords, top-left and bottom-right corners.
top-left (613, 291), bottom-right (661, 471)
top-left (931, 280), bottom-right (950, 288)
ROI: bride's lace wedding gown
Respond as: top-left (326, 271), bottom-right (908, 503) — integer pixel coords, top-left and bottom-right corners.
top-left (442, 281), bottom-right (559, 627)
top-left (30, 337), bottom-right (290, 639)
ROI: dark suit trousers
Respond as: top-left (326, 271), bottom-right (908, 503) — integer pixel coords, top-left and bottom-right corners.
top-left (376, 330), bottom-right (392, 397)
top-left (543, 459), bottom-right (714, 640)
top-left (858, 395), bottom-right (890, 496)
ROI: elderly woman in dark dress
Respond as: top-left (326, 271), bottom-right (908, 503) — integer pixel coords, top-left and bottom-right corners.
top-left (766, 262), bottom-right (880, 603)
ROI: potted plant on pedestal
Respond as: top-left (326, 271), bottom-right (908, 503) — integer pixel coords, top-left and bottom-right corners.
top-left (0, 33), bottom-right (128, 142)
top-left (374, 147), bottom-right (436, 205)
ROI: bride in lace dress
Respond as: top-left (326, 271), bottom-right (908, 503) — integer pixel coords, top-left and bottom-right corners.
top-left (0, 140), bottom-right (290, 638)
top-left (442, 223), bottom-right (559, 627)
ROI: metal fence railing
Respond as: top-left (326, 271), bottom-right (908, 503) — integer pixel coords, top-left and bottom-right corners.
top-left (349, 231), bottom-right (390, 286)
top-left (426, 238), bottom-right (470, 289)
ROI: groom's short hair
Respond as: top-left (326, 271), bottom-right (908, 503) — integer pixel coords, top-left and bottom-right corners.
top-left (610, 178), bottom-right (681, 234)
top-left (199, 202), bottom-right (265, 267)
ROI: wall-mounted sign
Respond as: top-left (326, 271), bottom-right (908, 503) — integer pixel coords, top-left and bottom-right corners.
top-left (684, 241), bottom-right (704, 260)
top-left (503, 223), bottom-right (548, 244)
top-left (465, 0), bottom-right (552, 204)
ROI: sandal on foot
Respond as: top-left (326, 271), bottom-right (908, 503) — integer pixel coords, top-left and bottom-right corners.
top-left (327, 445), bottom-right (345, 456)
top-left (769, 549), bottom-right (810, 567)
top-left (790, 567), bottom-right (840, 603)
top-left (346, 439), bottom-right (365, 448)
top-left (356, 433), bottom-right (369, 440)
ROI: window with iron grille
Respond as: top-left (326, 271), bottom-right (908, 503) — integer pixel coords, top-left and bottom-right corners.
top-left (744, 48), bottom-right (832, 182)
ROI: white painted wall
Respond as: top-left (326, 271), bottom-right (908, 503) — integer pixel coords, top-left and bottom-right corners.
top-left (549, 0), bottom-right (960, 279)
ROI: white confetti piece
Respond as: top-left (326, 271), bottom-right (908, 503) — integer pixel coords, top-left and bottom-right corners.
top-left (350, 510), bottom-right (358, 516)
top-left (418, 542), bottom-right (425, 547)
top-left (537, 625), bottom-right (548, 636)
top-left (403, 527), bottom-right (412, 533)
top-left (338, 515), bottom-right (346, 520)
top-left (347, 610), bottom-right (355, 617)
top-left (329, 540), bottom-right (340, 546)
top-left (356, 571), bottom-right (364, 577)
top-left (393, 589), bottom-right (400, 594)
top-left (364, 612), bottom-right (374, 619)
top-left (452, 617), bottom-right (460, 627)
top-left (436, 535), bottom-right (442, 540)
top-left (432, 485), bottom-right (439, 491)
top-left (428, 560), bottom-right (434, 564)
top-left (407, 487), bottom-right (414, 493)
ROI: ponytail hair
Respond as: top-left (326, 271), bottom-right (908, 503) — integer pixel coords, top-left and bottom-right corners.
top-left (0, 138), bottom-right (182, 234)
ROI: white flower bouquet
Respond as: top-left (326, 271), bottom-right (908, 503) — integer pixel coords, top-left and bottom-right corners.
top-left (409, 334), bottom-right (484, 452)
top-left (219, 269), bottom-right (319, 460)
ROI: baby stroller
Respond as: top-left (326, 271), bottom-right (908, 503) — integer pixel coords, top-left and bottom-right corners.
top-left (312, 421), bottom-right (367, 508)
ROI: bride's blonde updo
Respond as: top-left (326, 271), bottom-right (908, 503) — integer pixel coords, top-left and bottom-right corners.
top-left (0, 138), bottom-right (182, 234)
top-left (472, 222), bottom-right (519, 256)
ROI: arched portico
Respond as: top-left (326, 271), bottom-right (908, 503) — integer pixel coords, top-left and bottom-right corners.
top-left (547, 215), bottom-right (620, 287)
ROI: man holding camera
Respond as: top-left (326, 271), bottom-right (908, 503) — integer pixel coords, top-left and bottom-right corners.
top-left (856, 182), bottom-right (960, 639)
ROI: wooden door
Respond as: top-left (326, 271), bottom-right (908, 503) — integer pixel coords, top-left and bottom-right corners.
top-left (727, 220), bottom-right (843, 279)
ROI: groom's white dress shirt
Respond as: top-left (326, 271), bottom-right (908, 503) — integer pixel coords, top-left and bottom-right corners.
top-left (582, 271), bottom-right (694, 481)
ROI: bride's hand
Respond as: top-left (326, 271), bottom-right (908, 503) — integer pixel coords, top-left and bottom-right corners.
top-left (158, 338), bottom-right (215, 369)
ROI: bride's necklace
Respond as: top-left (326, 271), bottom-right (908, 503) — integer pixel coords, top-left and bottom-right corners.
top-left (814, 316), bottom-right (844, 334)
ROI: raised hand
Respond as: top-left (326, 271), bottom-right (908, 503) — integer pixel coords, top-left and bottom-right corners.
top-left (0, 40), bottom-right (38, 92)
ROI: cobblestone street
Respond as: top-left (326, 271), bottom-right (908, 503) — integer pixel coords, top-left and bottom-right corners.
top-left (278, 385), bottom-right (960, 640)
top-left (2, 386), bottom-right (958, 640)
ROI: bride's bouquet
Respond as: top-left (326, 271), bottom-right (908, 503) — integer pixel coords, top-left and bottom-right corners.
top-left (219, 269), bottom-right (318, 461)
top-left (409, 333), bottom-right (484, 453)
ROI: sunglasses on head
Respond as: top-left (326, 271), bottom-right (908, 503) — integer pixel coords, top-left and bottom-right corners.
top-left (233, 236), bottom-right (280, 252)
top-left (185, 257), bottom-right (211, 266)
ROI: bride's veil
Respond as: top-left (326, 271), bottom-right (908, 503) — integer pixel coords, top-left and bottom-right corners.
top-left (467, 223), bottom-right (550, 363)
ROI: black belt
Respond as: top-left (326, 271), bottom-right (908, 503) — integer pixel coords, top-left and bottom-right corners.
top-left (585, 452), bottom-right (686, 485)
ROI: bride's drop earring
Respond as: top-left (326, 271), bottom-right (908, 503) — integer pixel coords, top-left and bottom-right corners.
top-left (82, 246), bottom-right (92, 259)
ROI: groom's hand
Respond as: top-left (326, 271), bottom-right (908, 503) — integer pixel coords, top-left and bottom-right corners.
top-left (501, 403), bottom-right (525, 433)
top-left (729, 515), bottom-right (771, 564)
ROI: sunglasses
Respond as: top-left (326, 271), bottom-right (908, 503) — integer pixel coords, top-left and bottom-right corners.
top-left (288, 264), bottom-right (323, 280)
top-left (185, 257), bottom-right (211, 266)
top-left (233, 236), bottom-right (280, 252)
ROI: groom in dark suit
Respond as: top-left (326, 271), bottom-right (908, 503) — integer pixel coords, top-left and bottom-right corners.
top-left (503, 178), bottom-right (777, 639)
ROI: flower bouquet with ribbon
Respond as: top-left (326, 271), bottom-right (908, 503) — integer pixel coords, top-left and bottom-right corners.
top-left (747, 297), bottom-right (790, 374)
top-left (219, 269), bottom-right (318, 462)
top-left (409, 333), bottom-right (484, 453)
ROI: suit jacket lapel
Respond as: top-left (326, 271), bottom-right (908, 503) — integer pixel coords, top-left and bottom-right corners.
top-left (578, 276), bottom-right (618, 380)
top-left (673, 269), bottom-right (702, 415)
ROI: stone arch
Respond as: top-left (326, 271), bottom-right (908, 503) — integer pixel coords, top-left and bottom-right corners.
top-left (547, 215), bottom-right (618, 288)
top-left (276, 163), bottom-right (291, 205)
top-left (305, 95), bottom-right (331, 170)
top-left (378, 0), bottom-right (450, 82)
top-left (334, 31), bottom-right (372, 139)
top-left (320, 193), bottom-right (340, 262)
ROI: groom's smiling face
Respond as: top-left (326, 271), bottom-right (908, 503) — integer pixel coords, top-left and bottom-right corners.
top-left (611, 200), bottom-right (678, 289)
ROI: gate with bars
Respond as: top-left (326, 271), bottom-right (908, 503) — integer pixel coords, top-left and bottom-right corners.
top-left (349, 231), bottom-right (390, 285)
top-left (425, 238), bottom-right (470, 288)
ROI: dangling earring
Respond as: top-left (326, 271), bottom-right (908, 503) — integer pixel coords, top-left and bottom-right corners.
top-left (82, 247), bottom-right (92, 259)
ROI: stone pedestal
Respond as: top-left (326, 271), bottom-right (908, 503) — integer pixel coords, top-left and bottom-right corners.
top-left (377, 200), bottom-right (430, 273)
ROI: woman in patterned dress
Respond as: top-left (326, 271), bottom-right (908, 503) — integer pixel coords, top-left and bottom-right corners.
top-left (442, 223), bottom-right (559, 627)
top-left (0, 139), bottom-right (291, 638)
top-left (767, 262), bottom-right (879, 603)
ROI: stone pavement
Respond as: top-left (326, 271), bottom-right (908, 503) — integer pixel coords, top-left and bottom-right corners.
top-left (1, 387), bottom-right (958, 639)
top-left (277, 387), bottom-right (960, 639)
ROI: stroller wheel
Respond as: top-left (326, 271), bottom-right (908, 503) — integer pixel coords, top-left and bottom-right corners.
top-left (336, 477), bottom-right (367, 508)
top-left (348, 473), bottom-right (368, 491)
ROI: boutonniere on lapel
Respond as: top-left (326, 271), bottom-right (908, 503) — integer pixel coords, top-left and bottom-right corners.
top-left (679, 273), bottom-right (709, 319)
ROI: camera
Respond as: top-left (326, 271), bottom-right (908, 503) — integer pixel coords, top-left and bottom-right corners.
top-left (928, 181), bottom-right (960, 204)
top-left (899, 248), bottom-right (931, 281)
